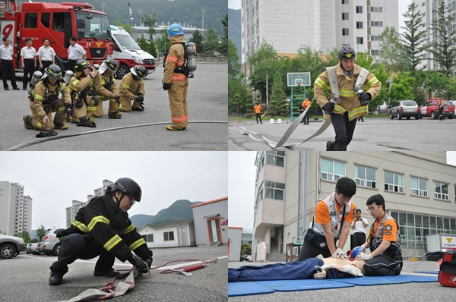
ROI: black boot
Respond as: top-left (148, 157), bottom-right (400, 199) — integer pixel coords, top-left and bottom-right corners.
top-left (326, 141), bottom-right (335, 151)
top-left (77, 117), bottom-right (96, 128)
top-left (49, 272), bottom-right (63, 286)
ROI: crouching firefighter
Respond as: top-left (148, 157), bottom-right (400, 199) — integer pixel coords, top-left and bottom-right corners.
top-left (68, 59), bottom-right (98, 127)
top-left (119, 65), bottom-right (146, 112)
top-left (23, 64), bottom-right (72, 137)
top-left (354, 194), bottom-right (403, 276)
top-left (314, 45), bottom-right (382, 151)
top-left (162, 23), bottom-right (197, 131)
top-left (49, 177), bottom-right (153, 286)
top-left (92, 58), bottom-right (122, 119)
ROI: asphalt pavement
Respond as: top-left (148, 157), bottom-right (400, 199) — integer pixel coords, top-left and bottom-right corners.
top-left (229, 117), bottom-right (456, 151)
top-left (227, 260), bottom-right (453, 302)
top-left (0, 63), bottom-right (227, 151)
top-left (0, 246), bottom-right (227, 302)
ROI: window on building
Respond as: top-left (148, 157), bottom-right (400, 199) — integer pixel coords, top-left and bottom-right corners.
top-left (266, 151), bottom-right (285, 167)
top-left (141, 234), bottom-right (154, 242)
top-left (357, 37), bottom-right (363, 44)
top-left (342, 0), bottom-right (349, 4)
top-left (342, 28), bottom-right (349, 36)
top-left (370, 21), bottom-right (384, 27)
top-left (434, 181), bottom-right (449, 200)
top-left (342, 13), bottom-right (349, 20)
top-left (356, 22), bottom-right (363, 29)
top-left (321, 158), bottom-right (346, 181)
top-left (384, 171), bottom-right (404, 193)
top-left (355, 165), bottom-right (376, 188)
top-left (164, 231), bottom-right (174, 241)
top-left (410, 176), bottom-right (428, 197)
top-left (265, 181), bottom-right (285, 200)
top-left (356, 6), bottom-right (363, 13)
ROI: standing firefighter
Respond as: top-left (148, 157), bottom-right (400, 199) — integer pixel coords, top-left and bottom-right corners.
top-left (93, 58), bottom-right (122, 119)
top-left (49, 178), bottom-right (153, 286)
top-left (23, 64), bottom-right (72, 137)
top-left (119, 65), bottom-right (146, 112)
top-left (314, 45), bottom-right (382, 151)
top-left (68, 59), bottom-right (98, 127)
top-left (162, 23), bottom-right (189, 131)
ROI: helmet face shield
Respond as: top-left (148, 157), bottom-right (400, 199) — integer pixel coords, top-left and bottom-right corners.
top-left (132, 65), bottom-right (146, 79)
top-left (75, 60), bottom-right (90, 72)
top-left (45, 64), bottom-right (62, 80)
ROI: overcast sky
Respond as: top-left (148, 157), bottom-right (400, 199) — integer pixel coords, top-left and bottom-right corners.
top-left (0, 152), bottom-right (227, 230)
top-left (229, 152), bottom-right (456, 232)
top-left (228, 0), bottom-right (413, 33)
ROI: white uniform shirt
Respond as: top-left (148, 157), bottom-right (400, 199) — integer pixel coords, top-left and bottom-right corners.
top-left (0, 44), bottom-right (14, 60)
top-left (351, 218), bottom-right (368, 234)
top-left (37, 46), bottom-right (56, 61)
top-left (21, 46), bottom-right (37, 59)
top-left (68, 43), bottom-right (86, 60)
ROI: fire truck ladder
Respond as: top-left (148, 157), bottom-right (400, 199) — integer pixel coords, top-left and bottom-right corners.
top-left (0, 0), bottom-right (15, 15)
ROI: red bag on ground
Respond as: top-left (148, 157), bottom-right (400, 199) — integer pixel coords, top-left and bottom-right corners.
top-left (439, 249), bottom-right (456, 287)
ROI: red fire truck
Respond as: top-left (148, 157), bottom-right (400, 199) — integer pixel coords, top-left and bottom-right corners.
top-left (0, 0), bottom-right (112, 72)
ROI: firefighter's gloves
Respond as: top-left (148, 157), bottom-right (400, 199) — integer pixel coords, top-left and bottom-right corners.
top-left (322, 101), bottom-right (335, 114)
top-left (358, 92), bottom-right (372, 106)
top-left (134, 94), bottom-right (144, 103)
top-left (64, 103), bottom-right (72, 118)
top-left (146, 256), bottom-right (153, 269)
top-left (163, 82), bottom-right (172, 91)
top-left (332, 247), bottom-right (348, 258)
top-left (128, 253), bottom-right (148, 272)
top-left (356, 252), bottom-right (373, 261)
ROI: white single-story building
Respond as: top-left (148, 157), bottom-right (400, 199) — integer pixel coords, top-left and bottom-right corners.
top-left (191, 197), bottom-right (228, 246)
top-left (138, 220), bottom-right (196, 248)
top-left (228, 226), bottom-right (243, 261)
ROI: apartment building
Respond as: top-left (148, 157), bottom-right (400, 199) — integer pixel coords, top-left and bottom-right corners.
top-left (0, 181), bottom-right (32, 236)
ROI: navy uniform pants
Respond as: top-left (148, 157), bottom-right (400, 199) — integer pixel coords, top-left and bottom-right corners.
top-left (50, 233), bottom-right (116, 275)
top-left (363, 254), bottom-right (403, 276)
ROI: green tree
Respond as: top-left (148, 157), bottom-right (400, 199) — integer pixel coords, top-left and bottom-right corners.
top-left (203, 28), bottom-right (220, 56)
top-left (114, 22), bottom-right (132, 35)
top-left (378, 26), bottom-right (408, 73)
top-left (430, 2), bottom-right (456, 75)
top-left (219, 13), bottom-right (228, 55)
top-left (139, 14), bottom-right (158, 57)
top-left (155, 29), bottom-right (169, 57)
top-left (189, 29), bottom-right (204, 54)
top-left (401, 2), bottom-right (427, 73)
top-left (390, 72), bottom-right (415, 101)
top-left (228, 39), bottom-right (240, 76)
top-left (424, 71), bottom-right (449, 98)
top-left (241, 243), bottom-right (251, 256)
top-left (36, 225), bottom-right (47, 241)
top-left (269, 71), bottom-right (287, 116)
top-left (370, 64), bottom-right (389, 110)
top-left (17, 230), bottom-right (31, 244)
top-left (446, 77), bottom-right (456, 99)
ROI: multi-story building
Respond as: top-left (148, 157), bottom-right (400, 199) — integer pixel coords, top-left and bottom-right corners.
top-left (252, 151), bottom-right (456, 260)
top-left (65, 179), bottom-right (113, 227)
top-left (0, 181), bottom-right (32, 236)
top-left (414, 0), bottom-right (456, 73)
top-left (241, 0), bottom-right (399, 75)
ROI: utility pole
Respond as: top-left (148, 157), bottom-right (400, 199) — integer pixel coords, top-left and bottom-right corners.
top-left (201, 8), bottom-right (205, 29)
top-left (128, 1), bottom-right (134, 26)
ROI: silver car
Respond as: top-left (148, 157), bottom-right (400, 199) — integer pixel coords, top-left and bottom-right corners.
top-left (42, 228), bottom-right (65, 256)
top-left (0, 234), bottom-right (25, 259)
top-left (389, 100), bottom-right (420, 120)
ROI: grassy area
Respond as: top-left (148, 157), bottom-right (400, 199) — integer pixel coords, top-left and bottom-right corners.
top-left (229, 113), bottom-right (390, 122)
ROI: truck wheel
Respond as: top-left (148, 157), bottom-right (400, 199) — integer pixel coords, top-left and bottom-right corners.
top-left (0, 244), bottom-right (17, 259)
top-left (115, 64), bottom-right (129, 79)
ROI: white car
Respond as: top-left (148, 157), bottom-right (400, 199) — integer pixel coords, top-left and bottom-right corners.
top-left (0, 234), bottom-right (25, 259)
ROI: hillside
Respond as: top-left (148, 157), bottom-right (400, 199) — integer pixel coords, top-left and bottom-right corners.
top-left (130, 199), bottom-right (202, 229)
top-left (228, 9), bottom-right (241, 64)
top-left (30, 0), bottom-right (226, 35)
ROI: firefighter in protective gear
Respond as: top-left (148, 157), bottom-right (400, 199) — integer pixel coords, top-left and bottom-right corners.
top-left (23, 64), bottom-right (71, 132)
top-left (315, 45), bottom-right (382, 151)
top-left (92, 58), bottom-right (122, 119)
top-left (354, 194), bottom-right (403, 276)
top-left (68, 59), bottom-right (97, 127)
top-left (163, 23), bottom-right (189, 131)
top-left (119, 65), bottom-right (146, 112)
top-left (49, 177), bottom-right (153, 286)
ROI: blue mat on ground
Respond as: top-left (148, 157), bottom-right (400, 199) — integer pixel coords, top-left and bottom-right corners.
top-left (396, 274), bottom-right (438, 282)
top-left (228, 282), bottom-right (274, 297)
top-left (413, 270), bottom-right (439, 274)
top-left (254, 279), bottom-right (355, 292)
top-left (328, 274), bottom-right (438, 286)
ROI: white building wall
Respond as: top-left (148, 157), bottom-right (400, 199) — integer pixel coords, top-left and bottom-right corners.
top-left (228, 227), bottom-right (243, 261)
top-left (0, 182), bottom-right (32, 236)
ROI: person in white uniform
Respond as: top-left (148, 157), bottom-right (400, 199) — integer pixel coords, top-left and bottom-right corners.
top-left (20, 38), bottom-right (37, 90)
top-left (67, 36), bottom-right (86, 71)
top-left (37, 38), bottom-right (56, 72)
top-left (0, 37), bottom-right (19, 90)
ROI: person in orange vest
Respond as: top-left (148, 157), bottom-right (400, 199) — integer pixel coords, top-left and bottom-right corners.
top-left (438, 99), bottom-right (444, 120)
top-left (254, 102), bottom-right (263, 124)
top-left (301, 97), bottom-right (311, 125)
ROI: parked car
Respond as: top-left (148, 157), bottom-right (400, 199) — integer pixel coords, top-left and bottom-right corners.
top-left (420, 99), bottom-right (455, 119)
top-left (42, 228), bottom-right (65, 256)
top-left (26, 243), bottom-right (33, 254)
top-left (30, 242), bottom-right (44, 255)
top-left (370, 101), bottom-right (389, 115)
top-left (0, 234), bottom-right (25, 259)
top-left (389, 100), bottom-right (420, 120)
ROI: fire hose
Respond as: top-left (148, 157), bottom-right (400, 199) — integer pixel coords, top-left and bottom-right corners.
top-left (58, 258), bottom-right (218, 302)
